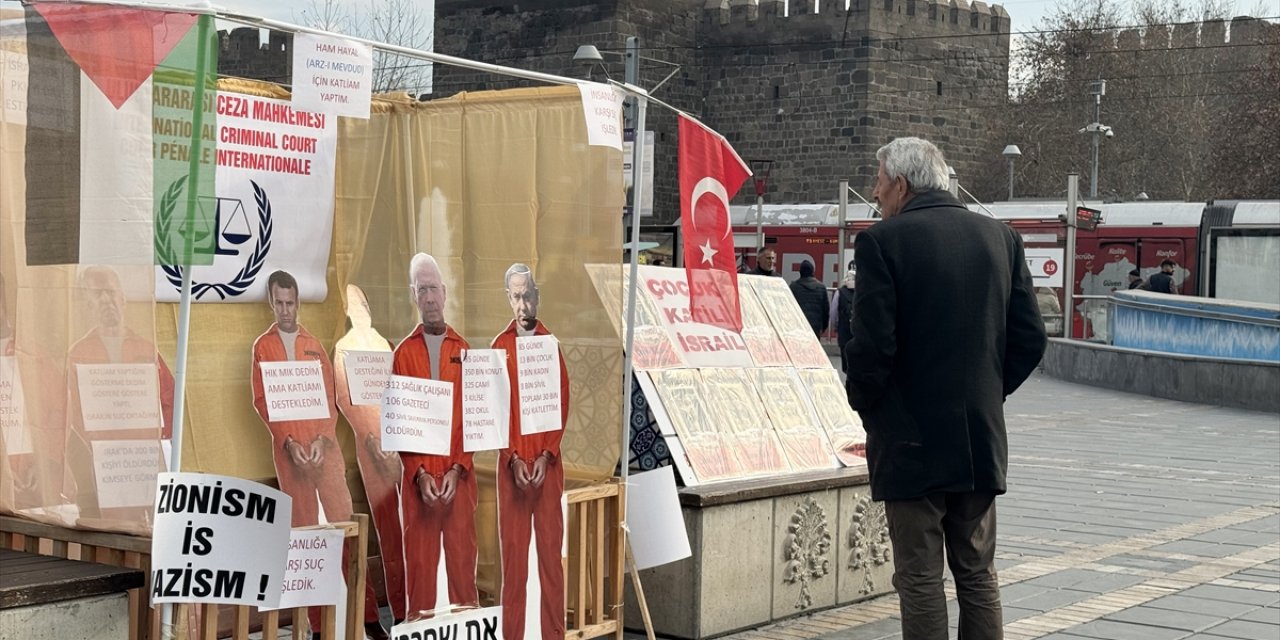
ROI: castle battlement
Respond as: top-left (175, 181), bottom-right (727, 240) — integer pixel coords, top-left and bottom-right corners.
top-left (704, 0), bottom-right (1008, 36)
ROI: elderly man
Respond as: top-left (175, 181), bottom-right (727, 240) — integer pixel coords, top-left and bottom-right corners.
top-left (394, 253), bottom-right (477, 616)
top-left (250, 270), bottom-right (382, 640)
top-left (844, 137), bottom-right (1046, 639)
top-left (491, 264), bottom-right (569, 640)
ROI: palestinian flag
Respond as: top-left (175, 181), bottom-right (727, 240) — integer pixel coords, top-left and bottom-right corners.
top-left (18, 1), bottom-right (216, 266)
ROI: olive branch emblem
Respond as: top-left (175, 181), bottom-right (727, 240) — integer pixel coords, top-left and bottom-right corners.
top-left (159, 178), bottom-right (273, 300)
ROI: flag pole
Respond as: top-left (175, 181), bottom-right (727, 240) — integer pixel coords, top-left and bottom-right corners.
top-left (161, 14), bottom-right (212, 639)
top-left (618, 89), bottom-right (648, 550)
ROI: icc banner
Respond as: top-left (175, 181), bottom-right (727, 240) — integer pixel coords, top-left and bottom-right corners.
top-left (154, 93), bottom-right (337, 303)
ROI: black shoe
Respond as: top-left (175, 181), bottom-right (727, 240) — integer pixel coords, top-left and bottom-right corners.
top-left (365, 621), bottom-right (391, 640)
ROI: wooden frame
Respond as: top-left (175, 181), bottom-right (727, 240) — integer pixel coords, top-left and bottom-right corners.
top-left (0, 514), bottom-right (368, 640)
top-left (564, 479), bottom-right (626, 640)
top-left (1, 479), bottom-right (627, 639)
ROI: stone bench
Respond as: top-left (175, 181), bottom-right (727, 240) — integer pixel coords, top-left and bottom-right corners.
top-left (625, 467), bottom-right (893, 639)
top-left (0, 547), bottom-right (144, 640)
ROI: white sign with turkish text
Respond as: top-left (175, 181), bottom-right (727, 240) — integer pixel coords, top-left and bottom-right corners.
top-left (638, 265), bottom-right (755, 368)
top-left (516, 336), bottom-right (563, 435)
top-left (1025, 247), bottom-right (1065, 288)
top-left (151, 473), bottom-right (292, 607)
top-left (259, 360), bottom-right (331, 422)
top-left (0, 356), bottom-right (31, 455)
top-left (343, 350), bottom-right (392, 406)
top-left (76, 363), bottom-right (162, 432)
top-left (461, 350), bottom-right (509, 452)
top-left (380, 375), bottom-right (453, 455)
top-left (577, 82), bottom-right (623, 151)
top-left (91, 439), bottom-right (161, 508)
top-left (262, 528), bottom-right (346, 610)
top-left (291, 33), bottom-right (374, 119)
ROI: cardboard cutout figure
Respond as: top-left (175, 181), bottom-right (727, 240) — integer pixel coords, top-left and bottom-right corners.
top-left (249, 270), bottom-right (383, 638)
top-left (334, 284), bottom-right (407, 624)
top-left (492, 264), bottom-right (568, 640)
top-left (65, 266), bottom-right (173, 532)
top-left (393, 253), bottom-right (478, 617)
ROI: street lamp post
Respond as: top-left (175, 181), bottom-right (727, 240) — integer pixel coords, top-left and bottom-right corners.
top-left (749, 159), bottom-right (774, 257)
top-left (1002, 144), bottom-right (1022, 200)
top-left (1080, 79), bottom-right (1111, 199)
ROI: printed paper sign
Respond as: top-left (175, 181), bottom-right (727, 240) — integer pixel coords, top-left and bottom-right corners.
top-left (391, 606), bottom-right (502, 639)
top-left (292, 33), bottom-right (374, 119)
top-left (76, 363), bottom-right (162, 432)
top-left (91, 439), bottom-right (162, 509)
top-left (262, 528), bottom-right (346, 610)
top-left (380, 375), bottom-right (453, 455)
top-left (461, 350), bottom-right (509, 452)
top-left (1025, 247), bottom-right (1065, 288)
top-left (577, 82), bottom-right (623, 151)
top-left (639, 265), bottom-right (755, 368)
top-left (516, 336), bottom-right (563, 435)
top-left (0, 18), bottom-right (27, 126)
top-left (259, 360), bottom-right (331, 422)
top-left (151, 473), bottom-right (292, 607)
top-left (343, 350), bottom-right (392, 406)
top-left (0, 356), bottom-right (32, 455)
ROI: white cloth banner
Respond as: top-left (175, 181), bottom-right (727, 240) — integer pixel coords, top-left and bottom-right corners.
top-left (343, 350), bottom-right (392, 406)
top-left (577, 82), bottom-right (623, 151)
top-left (151, 472), bottom-right (292, 607)
top-left (461, 349), bottom-right (509, 452)
top-left (262, 528), bottom-right (346, 610)
top-left (155, 93), bottom-right (337, 302)
top-left (76, 363), bottom-right (162, 432)
top-left (91, 439), bottom-right (162, 509)
top-left (380, 375), bottom-right (453, 455)
top-left (516, 336), bottom-right (563, 435)
top-left (258, 361), bottom-right (331, 422)
top-left (0, 356), bottom-right (31, 456)
top-left (292, 34), bottom-right (374, 119)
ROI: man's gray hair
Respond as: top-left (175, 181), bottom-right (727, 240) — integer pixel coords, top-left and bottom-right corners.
top-left (408, 252), bottom-right (440, 283)
top-left (875, 137), bottom-right (950, 193)
top-left (504, 263), bottom-right (537, 290)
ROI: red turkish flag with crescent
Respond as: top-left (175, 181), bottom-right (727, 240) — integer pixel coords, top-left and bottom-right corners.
top-left (679, 115), bottom-right (751, 332)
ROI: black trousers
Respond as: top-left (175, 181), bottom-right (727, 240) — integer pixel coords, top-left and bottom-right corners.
top-left (884, 491), bottom-right (1002, 640)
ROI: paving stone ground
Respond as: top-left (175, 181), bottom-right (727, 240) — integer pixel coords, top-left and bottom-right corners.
top-left (630, 372), bottom-right (1280, 640)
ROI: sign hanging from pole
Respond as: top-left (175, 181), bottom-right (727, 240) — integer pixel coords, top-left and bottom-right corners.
top-left (291, 33), bottom-right (374, 119)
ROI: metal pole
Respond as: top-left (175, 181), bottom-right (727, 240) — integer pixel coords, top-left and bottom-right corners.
top-left (619, 93), bottom-right (648, 551)
top-left (837, 181), bottom-right (848, 281)
top-left (1007, 158), bottom-right (1015, 201)
top-left (1065, 174), bottom-right (1079, 340)
top-left (755, 195), bottom-right (764, 257)
top-left (1090, 133), bottom-right (1099, 200)
top-left (623, 36), bottom-right (639, 131)
top-left (1090, 94), bottom-right (1101, 199)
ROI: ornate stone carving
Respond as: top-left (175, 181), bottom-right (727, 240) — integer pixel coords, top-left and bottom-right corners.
top-left (847, 494), bottom-right (891, 595)
top-left (782, 496), bottom-right (831, 610)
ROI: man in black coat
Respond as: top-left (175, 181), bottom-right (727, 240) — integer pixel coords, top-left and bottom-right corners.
top-left (748, 247), bottom-right (782, 277)
top-left (789, 260), bottom-right (830, 337)
top-left (844, 137), bottom-right (1046, 640)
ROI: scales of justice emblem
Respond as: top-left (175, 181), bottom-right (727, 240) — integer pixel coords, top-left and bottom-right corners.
top-left (159, 177), bottom-right (274, 300)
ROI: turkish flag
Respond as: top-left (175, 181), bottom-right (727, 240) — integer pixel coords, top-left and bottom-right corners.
top-left (678, 115), bottom-right (751, 332)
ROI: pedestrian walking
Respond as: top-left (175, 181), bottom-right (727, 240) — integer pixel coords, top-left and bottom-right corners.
top-left (789, 260), bottom-right (829, 337)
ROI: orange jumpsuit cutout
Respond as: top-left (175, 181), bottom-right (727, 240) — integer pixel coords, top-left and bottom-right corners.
top-left (393, 324), bottom-right (477, 616)
top-left (493, 321), bottom-right (569, 640)
top-left (65, 328), bottom-right (174, 530)
top-left (250, 323), bottom-right (379, 627)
